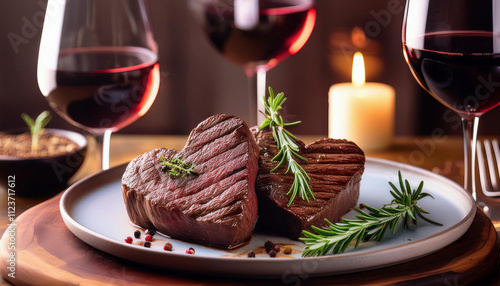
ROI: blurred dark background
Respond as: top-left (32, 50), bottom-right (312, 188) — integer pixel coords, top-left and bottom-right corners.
top-left (1, 0), bottom-right (500, 136)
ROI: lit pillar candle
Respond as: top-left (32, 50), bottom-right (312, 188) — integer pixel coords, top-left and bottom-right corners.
top-left (329, 52), bottom-right (395, 151)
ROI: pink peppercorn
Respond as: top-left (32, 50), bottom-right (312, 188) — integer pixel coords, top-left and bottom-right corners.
top-left (124, 237), bottom-right (133, 244)
top-left (145, 234), bottom-right (153, 242)
top-left (269, 249), bottom-right (277, 257)
top-left (186, 247), bottom-right (195, 254)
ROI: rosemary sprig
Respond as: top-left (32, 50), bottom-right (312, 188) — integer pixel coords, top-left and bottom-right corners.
top-left (160, 156), bottom-right (198, 178)
top-left (259, 87), bottom-right (314, 207)
top-left (300, 171), bottom-right (442, 257)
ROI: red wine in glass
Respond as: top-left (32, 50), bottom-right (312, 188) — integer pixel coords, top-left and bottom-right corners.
top-left (403, 0), bottom-right (500, 209)
top-left (38, 0), bottom-right (158, 171)
top-left (46, 47), bottom-right (160, 133)
top-left (204, 2), bottom-right (316, 71)
top-left (192, 0), bottom-right (316, 125)
top-left (404, 31), bottom-right (500, 116)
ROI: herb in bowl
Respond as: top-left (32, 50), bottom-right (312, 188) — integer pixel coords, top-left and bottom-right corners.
top-left (21, 110), bottom-right (52, 152)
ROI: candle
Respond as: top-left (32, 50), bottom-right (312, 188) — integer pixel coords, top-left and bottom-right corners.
top-left (329, 52), bottom-right (395, 151)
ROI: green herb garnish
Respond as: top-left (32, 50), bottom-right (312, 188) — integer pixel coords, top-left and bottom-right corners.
top-left (259, 87), bottom-right (314, 207)
top-left (160, 155), bottom-right (198, 178)
top-left (21, 110), bottom-right (52, 152)
top-left (300, 171), bottom-right (442, 257)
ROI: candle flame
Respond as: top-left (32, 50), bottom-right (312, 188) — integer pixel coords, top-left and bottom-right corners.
top-left (352, 52), bottom-right (365, 87)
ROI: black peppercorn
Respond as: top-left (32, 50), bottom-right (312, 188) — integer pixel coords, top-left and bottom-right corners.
top-left (248, 251), bottom-right (256, 258)
top-left (133, 230), bottom-right (141, 238)
top-left (144, 241), bottom-right (151, 248)
top-left (264, 240), bottom-right (275, 253)
top-left (145, 228), bottom-right (156, 236)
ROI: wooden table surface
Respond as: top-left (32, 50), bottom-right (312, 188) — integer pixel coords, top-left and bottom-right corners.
top-left (1, 134), bottom-right (499, 285)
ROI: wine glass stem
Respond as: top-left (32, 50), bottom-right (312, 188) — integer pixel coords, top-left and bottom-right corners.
top-left (256, 69), bottom-right (267, 125)
top-left (94, 129), bottom-right (112, 171)
top-left (247, 68), bottom-right (267, 126)
top-left (461, 115), bottom-right (480, 199)
top-left (247, 74), bottom-right (257, 126)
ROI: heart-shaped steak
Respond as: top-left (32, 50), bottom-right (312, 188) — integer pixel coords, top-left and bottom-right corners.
top-left (252, 129), bottom-right (365, 240)
top-left (122, 114), bottom-right (259, 249)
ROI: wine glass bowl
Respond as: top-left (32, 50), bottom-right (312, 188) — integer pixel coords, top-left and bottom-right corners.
top-left (402, 0), bottom-right (500, 200)
top-left (190, 0), bottom-right (316, 125)
top-left (201, 0), bottom-right (316, 72)
top-left (44, 47), bottom-right (160, 134)
top-left (404, 31), bottom-right (500, 117)
top-left (37, 0), bottom-right (159, 170)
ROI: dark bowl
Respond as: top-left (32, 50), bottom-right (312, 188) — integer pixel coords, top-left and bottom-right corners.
top-left (0, 128), bottom-right (87, 197)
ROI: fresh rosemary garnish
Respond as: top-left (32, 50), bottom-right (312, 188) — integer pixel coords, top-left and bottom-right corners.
top-left (160, 155), bottom-right (198, 178)
top-left (259, 87), bottom-right (314, 207)
top-left (300, 171), bottom-right (442, 257)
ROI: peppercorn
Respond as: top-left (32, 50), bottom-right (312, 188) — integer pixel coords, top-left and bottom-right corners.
top-left (269, 249), bottom-right (277, 257)
top-left (264, 240), bottom-right (275, 253)
top-left (133, 230), bottom-right (141, 239)
top-left (145, 228), bottom-right (156, 236)
top-left (248, 251), bottom-right (256, 258)
top-left (283, 246), bottom-right (292, 255)
top-left (264, 240), bottom-right (274, 248)
top-left (186, 247), bottom-right (195, 254)
top-left (144, 241), bottom-right (151, 248)
top-left (164, 242), bottom-right (173, 251)
top-left (145, 234), bottom-right (153, 242)
top-left (274, 245), bottom-right (280, 253)
top-left (124, 236), bottom-right (133, 244)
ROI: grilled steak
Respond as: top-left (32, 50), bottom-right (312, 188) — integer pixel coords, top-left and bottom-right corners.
top-left (122, 114), bottom-right (259, 249)
top-left (252, 129), bottom-right (365, 240)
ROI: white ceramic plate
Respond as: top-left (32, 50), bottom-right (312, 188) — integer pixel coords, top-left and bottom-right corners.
top-left (60, 157), bottom-right (475, 278)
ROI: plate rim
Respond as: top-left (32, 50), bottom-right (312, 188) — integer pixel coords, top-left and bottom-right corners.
top-left (59, 157), bottom-right (476, 277)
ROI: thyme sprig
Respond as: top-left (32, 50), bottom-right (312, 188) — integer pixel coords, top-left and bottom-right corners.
top-left (300, 171), bottom-right (442, 257)
top-left (160, 156), bottom-right (198, 178)
top-left (259, 87), bottom-right (314, 207)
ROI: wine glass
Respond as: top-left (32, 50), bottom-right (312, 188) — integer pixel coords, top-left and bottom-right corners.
top-left (37, 0), bottom-right (160, 171)
top-left (190, 0), bottom-right (316, 125)
top-left (402, 0), bottom-right (500, 202)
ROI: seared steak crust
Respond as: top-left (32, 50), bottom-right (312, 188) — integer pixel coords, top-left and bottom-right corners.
top-left (122, 115), bottom-right (259, 249)
top-left (253, 129), bottom-right (365, 239)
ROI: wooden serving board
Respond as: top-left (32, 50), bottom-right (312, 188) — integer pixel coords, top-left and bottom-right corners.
top-left (0, 192), bottom-right (499, 286)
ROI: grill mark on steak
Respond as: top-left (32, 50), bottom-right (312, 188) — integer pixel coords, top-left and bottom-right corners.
top-left (184, 125), bottom-right (246, 164)
top-left (184, 178), bottom-right (247, 219)
top-left (122, 114), bottom-right (259, 249)
top-left (183, 117), bottom-right (243, 154)
top-left (252, 129), bottom-right (365, 240)
top-left (159, 151), bottom-right (250, 214)
top-left (170, 146), bottom-right (249, 199)
top-left (169, 168), bottom-right (248, 216)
